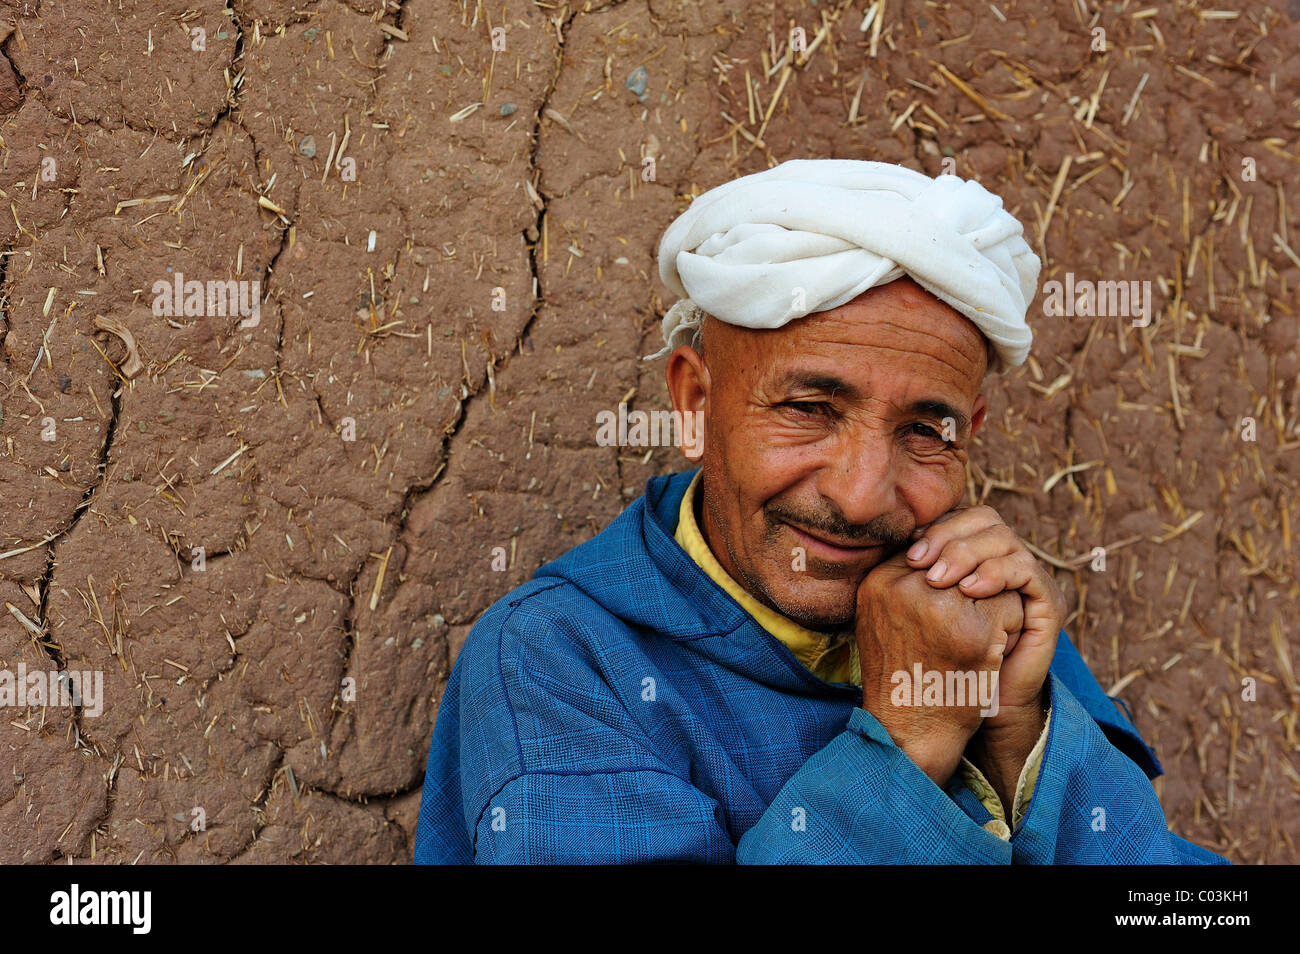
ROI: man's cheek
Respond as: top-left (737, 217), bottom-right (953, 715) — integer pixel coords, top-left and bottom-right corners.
top-left (904, 479), bottom-right (965, 529)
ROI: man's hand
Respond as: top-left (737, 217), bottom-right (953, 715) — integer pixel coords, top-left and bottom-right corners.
top-left (904, 505), bottom-right (1065, 730)
top-left (855, 551), bottom-right (1023, 788)
top-left (904, 505), bottom-right (1066, 813)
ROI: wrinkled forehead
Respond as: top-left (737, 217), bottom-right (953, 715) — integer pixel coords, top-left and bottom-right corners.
top-left (703, 278), bottom-right (992, 390)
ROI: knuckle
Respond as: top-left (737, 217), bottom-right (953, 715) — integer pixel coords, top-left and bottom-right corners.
top-left (990, 593), bottom-right (1023, 626)
top-left (920, 586), bottom-right (960, 618)
top-left (945, 537), bottom-right (973, 559)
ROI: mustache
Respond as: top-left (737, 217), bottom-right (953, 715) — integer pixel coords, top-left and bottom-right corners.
top-left (767, 504), bottom-right (912, 550)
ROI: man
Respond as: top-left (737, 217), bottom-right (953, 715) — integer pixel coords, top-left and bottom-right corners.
top-left (415, 159), bottom-right (1226, 864)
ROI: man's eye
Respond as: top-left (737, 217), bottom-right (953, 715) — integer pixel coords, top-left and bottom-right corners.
top-left (909, 422), bottom-right (949, 442)
top-left (782, 401), bottom-right (830, 417)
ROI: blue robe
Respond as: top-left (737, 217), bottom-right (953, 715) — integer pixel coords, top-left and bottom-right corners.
top-left (415, 468), bottom-right (1227, 864)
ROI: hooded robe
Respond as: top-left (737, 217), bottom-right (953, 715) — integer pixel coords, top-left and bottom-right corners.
top-left (415, 468), bottom-right (1227, 864)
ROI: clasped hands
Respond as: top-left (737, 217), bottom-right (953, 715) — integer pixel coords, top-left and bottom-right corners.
top-left (855, 506), bottom-right (1067, 816)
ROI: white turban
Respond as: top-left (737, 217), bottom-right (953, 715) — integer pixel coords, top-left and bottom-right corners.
top-left (647, 159), bottom-right (1040, 372)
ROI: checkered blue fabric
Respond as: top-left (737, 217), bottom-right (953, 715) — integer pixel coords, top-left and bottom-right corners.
top-left (415, 469), bottom-right (1226, 864)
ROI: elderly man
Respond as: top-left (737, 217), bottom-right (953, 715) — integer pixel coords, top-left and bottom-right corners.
top-left (414, 159), bottom-right (1225, 864)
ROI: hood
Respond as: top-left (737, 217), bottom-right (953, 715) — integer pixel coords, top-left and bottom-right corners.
top-left (533, 468), bottom-right (856, 697)
top-left (533, 468), bottom-right (747, 640)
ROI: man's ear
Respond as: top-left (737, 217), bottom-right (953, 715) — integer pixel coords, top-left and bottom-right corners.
top-left (970, 392), bottom-right (988, 437)
top-left (665, 344), bottom-right (709, 462)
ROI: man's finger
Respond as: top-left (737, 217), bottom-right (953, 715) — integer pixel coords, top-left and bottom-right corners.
top-left (954, 549), bottom-right (1039, 597)
top-left (983, 558), bottom-right (1064, 663)
top-left (911, 523), bottom-right (1018, 585)
top-left (906, 505), bottom-right (1004, 561)
top-left (981, 553), bottom-right (1064, 636)
top-left (981, 590), bottom-right (1024, 638)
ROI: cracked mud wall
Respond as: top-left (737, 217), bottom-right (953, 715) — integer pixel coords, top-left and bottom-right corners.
top-left (0, 0), bottom-right (1297, 863)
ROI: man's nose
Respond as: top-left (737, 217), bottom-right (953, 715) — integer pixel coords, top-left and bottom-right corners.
top-left (815, 432), bottom-right (899, 530)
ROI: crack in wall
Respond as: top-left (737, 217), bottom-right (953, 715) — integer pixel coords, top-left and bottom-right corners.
top-left (20, 373), bottom-right (123, 770)
top-left (0, 6), bottom-right (31, 98)
top-left (217, 744), bottom-right (286, 861)
top-left (302, 0), bottom-right (582, 804)
top-left (0, 238), bottom-right (13, 366)
top-left (0, 6), bottom-right (33, 364)
top-left (19, 0), bottom-right (262, 859)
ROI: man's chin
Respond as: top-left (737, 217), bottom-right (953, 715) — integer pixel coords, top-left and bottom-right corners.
top-left (764, 580), bottom-right (859, 633)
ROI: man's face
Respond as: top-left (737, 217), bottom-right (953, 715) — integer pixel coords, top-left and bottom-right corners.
top-left (665, 277), bottom-right (989, 633)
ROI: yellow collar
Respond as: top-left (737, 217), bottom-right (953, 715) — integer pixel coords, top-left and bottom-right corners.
top-left (673, 470), bottom-right (857, 683)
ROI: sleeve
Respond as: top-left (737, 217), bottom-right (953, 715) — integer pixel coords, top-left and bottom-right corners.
top-left (475, 716), bottom-right (1018, 864)
top-left (956, 705), bottom-right (1053, 840)
top-left (1004, 673), bottom-right (1230, 864)
top-left (736, 706), bottom-right (1015, 863)
top-left (737, 675), bottom-right (1230, 864)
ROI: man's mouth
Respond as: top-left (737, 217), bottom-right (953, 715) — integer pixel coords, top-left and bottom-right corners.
top-left (781, 520), bottom-right (884, 562)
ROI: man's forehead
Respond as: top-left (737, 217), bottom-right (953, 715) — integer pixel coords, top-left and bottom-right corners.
top-left (741, 297), bottom-right (989, 388)
top-left (802, 281), bottom-right (983, 347)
